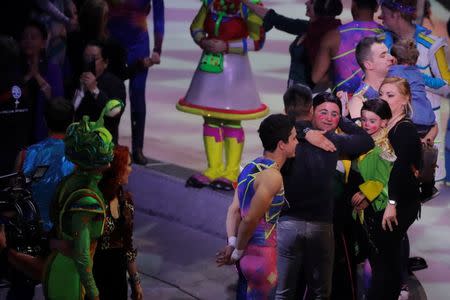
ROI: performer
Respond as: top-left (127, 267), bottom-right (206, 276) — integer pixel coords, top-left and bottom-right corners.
top-left (94, 145), bottom-right (143, 300)
top-left (312, 0), bottom-right (382, 94)
top-left (177, 0), bottom-right (269, 191)
top-left (380, 0), bottom-right (450, 184)
top-left (43, 101), bottom-right (120, 300)
top-left (216, 114), bottom-right (297, 299)
top-left (107, 0), bottom-right (165, 165)
top-left (349, 99), bottom-right (398, 299)
top-left (352, 100), bottom-right (395, 223)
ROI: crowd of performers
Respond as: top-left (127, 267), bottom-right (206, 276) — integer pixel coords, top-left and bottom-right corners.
top-left (0, 0), bottom-right (162, 297)
top-left (210, 0), bottom-right (450, 300)
top-left (0, 99), bottom-right (143, 300)
top-left (0, 0), bottom-right (449, 299)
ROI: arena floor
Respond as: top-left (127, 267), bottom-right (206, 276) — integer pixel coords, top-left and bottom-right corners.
top-left (115, 0), bottom-right (450, 298)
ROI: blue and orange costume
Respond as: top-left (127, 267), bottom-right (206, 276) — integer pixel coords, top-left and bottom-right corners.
top-left (383, 23), bottom-right (450, 181)
top-left (178, 0), bottom-right (268, 190)
top-left (379, 0), bottom-right (450, 182)
top-left (107, 0), bottom-right (165, 158)
top-left (236, 157), bottom-right (285, 299)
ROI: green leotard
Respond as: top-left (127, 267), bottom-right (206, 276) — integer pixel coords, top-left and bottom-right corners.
top-left (44, 171), bottom-right (106, 300)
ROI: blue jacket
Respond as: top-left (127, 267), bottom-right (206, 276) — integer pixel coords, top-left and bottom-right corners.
top-left (388, 65), bottom-right (436, 126)
top-left (23, 137), bottom-right (75, 231)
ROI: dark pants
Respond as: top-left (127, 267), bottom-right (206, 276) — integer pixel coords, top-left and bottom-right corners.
top-left (276, 216), bottom-right (334, 300)
top-left (93, 248), bottom-right (128, 300)
top-left (365, 202), bottom-right (420, 300)
top-left (416, 124), bottom-right (436, 199)
top-left (0, 251), bottom-right (35, 300)
top-left (6, 275), bottom-right (35, 300)
top-left (128, 36), bottom-right (150, 151)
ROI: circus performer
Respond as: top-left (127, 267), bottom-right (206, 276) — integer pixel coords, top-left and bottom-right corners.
top-left (216, 114), bottom-right (297, 299)
top-left (94, 145), bottom-right (143, 300)
top-left (107, 0), bottom-right (165, 165)
top-left (177, 0), bottom-right (268, 191)
top-left (43, 100), bottom-right (121, 300)
top-left (380, 0), bottom-right (450, 185)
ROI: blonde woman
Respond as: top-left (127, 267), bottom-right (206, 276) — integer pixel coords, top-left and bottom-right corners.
top-left (368, 77), bottom-right (421, 300)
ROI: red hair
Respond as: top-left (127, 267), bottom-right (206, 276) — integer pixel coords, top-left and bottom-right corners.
top-left (99, 145), bottom-right (130, 201)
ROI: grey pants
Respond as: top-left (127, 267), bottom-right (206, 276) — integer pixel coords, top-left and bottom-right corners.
top-left (275, 216), bottom-right (334, 300)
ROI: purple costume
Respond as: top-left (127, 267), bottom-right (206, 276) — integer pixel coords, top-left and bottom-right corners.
top-left (332, 21), bottom-right (383, 94)
top-left (107, 0), bottom-right (165, 153)
top-left (236, 157), bottom-right (285, 299)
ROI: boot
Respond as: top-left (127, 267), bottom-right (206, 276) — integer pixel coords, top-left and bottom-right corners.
top-left (186, 123), bottom-right (224, 188)
top-left (132, 148), bottom-right (148, 165)
top-left (210, 125), bottom-right (244, 191)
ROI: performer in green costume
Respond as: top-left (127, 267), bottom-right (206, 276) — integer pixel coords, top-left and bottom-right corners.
top-left (351, 99), bottom-right (396, 222)
top-left (43, 100), bottom-right (122, 300)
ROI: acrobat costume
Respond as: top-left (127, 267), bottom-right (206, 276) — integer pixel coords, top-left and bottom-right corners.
top-left (332, 21), bottom-right (383, 94)
top-left (382, 0), bottom-right (450, 182)
top-left (236, 157), bottom-right (285, 299)
top-left (177, 0), bottom-right (268, 190)
top-left (43, 101), bottom-right (121, 300)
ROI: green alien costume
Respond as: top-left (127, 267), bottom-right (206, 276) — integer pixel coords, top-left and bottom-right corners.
top-left (43, 100), bottom-right (122, 300)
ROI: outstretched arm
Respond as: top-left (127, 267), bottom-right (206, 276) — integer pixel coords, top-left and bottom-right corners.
top-left (334, 117), bottom-right (374, 157)
top-left (243, 0), bottom-right (308, 35)
top-left (224, 1), bottom-right (266, 54)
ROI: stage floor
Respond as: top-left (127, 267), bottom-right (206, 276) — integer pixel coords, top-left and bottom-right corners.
top-left (115, 0), bottom-right (450, 298)
top-left (118, 0), bottom-right (450, 172)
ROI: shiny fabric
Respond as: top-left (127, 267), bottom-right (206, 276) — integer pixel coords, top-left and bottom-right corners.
top-left (182, 53), bottom-right (266, 119)
top-left (236, 157), bottom-right (285, 299)
top-left (22, 137), bottom-right (75, 232)
top-left (237, 157), bottom-right (285, 247)
top-left (353, 81), bottom-right (379, 101)
top-left (384, 25), bottom-right (450, 181)
top-left (332, 21), bottom-right (383, 93)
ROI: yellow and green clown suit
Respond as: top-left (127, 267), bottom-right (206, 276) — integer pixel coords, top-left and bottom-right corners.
top-left (177, 0), bottom-right (269, 191)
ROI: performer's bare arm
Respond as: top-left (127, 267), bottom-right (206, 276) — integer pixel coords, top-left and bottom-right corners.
top-left (226, 190), bottom-right (241, 239)
top-left (235, 168), bottom-right (282, 251)
top-left (347, 94), bottom-right (364, 119)
top-left (216, 190), bottom-right (241, 266)
top-left (312, 29), bottom-right (339, 84)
